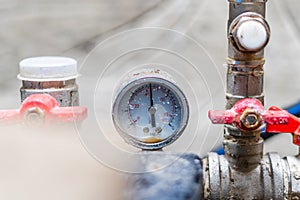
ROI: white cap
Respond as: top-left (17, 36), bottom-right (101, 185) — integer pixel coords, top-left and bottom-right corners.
top-left (236, 20), bottom-right (268, 51)
top-left (18, 56), bottom-right (79, 81)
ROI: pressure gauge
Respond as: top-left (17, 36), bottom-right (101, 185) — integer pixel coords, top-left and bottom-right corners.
top-left (112, 70), bottom-right (189, 150)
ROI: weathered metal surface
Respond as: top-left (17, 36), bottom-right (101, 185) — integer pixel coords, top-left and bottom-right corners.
top-left (223, 135), bottom-right (264, 171)
top-left (204, 1), bottom-right (300, 198)
top-left (203, 152), bottom-right (300, 199)
top-left (286, 156), bottom-right (300, 199)
top-left (226, 0), bottom-right (269, 109)
top-left (210, 98), bottom-right (265, 131)
top-left (0, 93), bottom-right (87, 126)
top-left (20, 79), bottom-right (79, 107)
top-left (209, 98), bottom-right (300, 147)
top-left (125, 152), bottom-right (203, 200)
top-left (223, 0), bottom-right (269, 172)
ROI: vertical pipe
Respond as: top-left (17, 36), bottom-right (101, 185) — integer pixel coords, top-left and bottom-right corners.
top-left (224, 0), bottom-right (270, 171)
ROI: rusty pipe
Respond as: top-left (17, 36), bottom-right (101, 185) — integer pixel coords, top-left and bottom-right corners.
top-left (225, 0), bottom-right (270, 171)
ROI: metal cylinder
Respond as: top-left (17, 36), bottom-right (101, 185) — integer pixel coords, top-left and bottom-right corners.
top-left (225, 0), bottom-right (270, 171)
top-left (226, 1), bottom-right (269, 109)
top-left (18, 56), bottom-right (79, 107)
top-left (203, 152), bottom-right (300, 199)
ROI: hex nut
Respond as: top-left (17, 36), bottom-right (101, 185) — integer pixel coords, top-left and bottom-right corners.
top-left (24, 107), bottom-right (45, 127)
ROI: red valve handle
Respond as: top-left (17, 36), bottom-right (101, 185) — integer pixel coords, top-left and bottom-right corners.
top-left (266, 106), bottom-right (300, 146)
top-left (208, 98), bottom-right (300, 146)
top-left (0, 94), bottom-right (87, 126)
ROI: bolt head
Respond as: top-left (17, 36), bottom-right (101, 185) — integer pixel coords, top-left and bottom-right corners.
top-left (240, 109), bottom-right (262, 130)
top-left (24, 107), bottom-right (45, 127)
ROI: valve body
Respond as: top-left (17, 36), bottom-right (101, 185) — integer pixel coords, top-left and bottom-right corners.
top-left (18, 56), bottom-right (79, 107)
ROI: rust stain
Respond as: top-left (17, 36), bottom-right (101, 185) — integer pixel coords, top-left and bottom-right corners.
top-left (143, 137), bottom-right (163, 143)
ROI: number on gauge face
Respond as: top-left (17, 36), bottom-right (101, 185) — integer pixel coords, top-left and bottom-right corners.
top-left (128, 83), bottom-right (181, 137)
top-left (113, 77), bottom-right (188, 150)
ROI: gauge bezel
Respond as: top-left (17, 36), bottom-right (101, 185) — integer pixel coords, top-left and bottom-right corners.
top-left (112, 75), bottom-right (189, 150)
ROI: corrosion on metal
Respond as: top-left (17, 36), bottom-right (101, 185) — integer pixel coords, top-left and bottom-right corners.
top-left (0, 93), bottom-right (87, 126)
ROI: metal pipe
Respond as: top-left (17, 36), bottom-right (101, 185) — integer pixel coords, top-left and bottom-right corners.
top-left (203, 152), bottom-right (300, 199)
top-left (225, 0), bottom-right (270, 171)
top-left (204, 1), bottom-right (300, 199)
top-left (18, 56), bottom-right (80, 107)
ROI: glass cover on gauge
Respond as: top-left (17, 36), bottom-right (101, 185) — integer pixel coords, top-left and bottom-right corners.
top-left (112, 75), bottom-right (189, 150)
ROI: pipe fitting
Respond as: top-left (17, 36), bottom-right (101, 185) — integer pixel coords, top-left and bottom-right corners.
top-left (240, 108), bottom-right (262, 130)
top-left (18, 56), bottom-right (80, 107)
top-left (203, 152), bottom-right (300, 199)
top-left (229, 12), bottom-right (270, 53)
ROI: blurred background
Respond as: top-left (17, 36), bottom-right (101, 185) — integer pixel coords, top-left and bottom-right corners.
top-left (0, 0), bottom-right (299, 199)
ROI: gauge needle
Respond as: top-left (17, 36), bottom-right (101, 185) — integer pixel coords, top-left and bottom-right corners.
top-left (149, 84), bottom-right (156, 127)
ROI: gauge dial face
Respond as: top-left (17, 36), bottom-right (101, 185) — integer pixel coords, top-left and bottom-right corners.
top-left (112, 77), bottom-right (189, 150)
